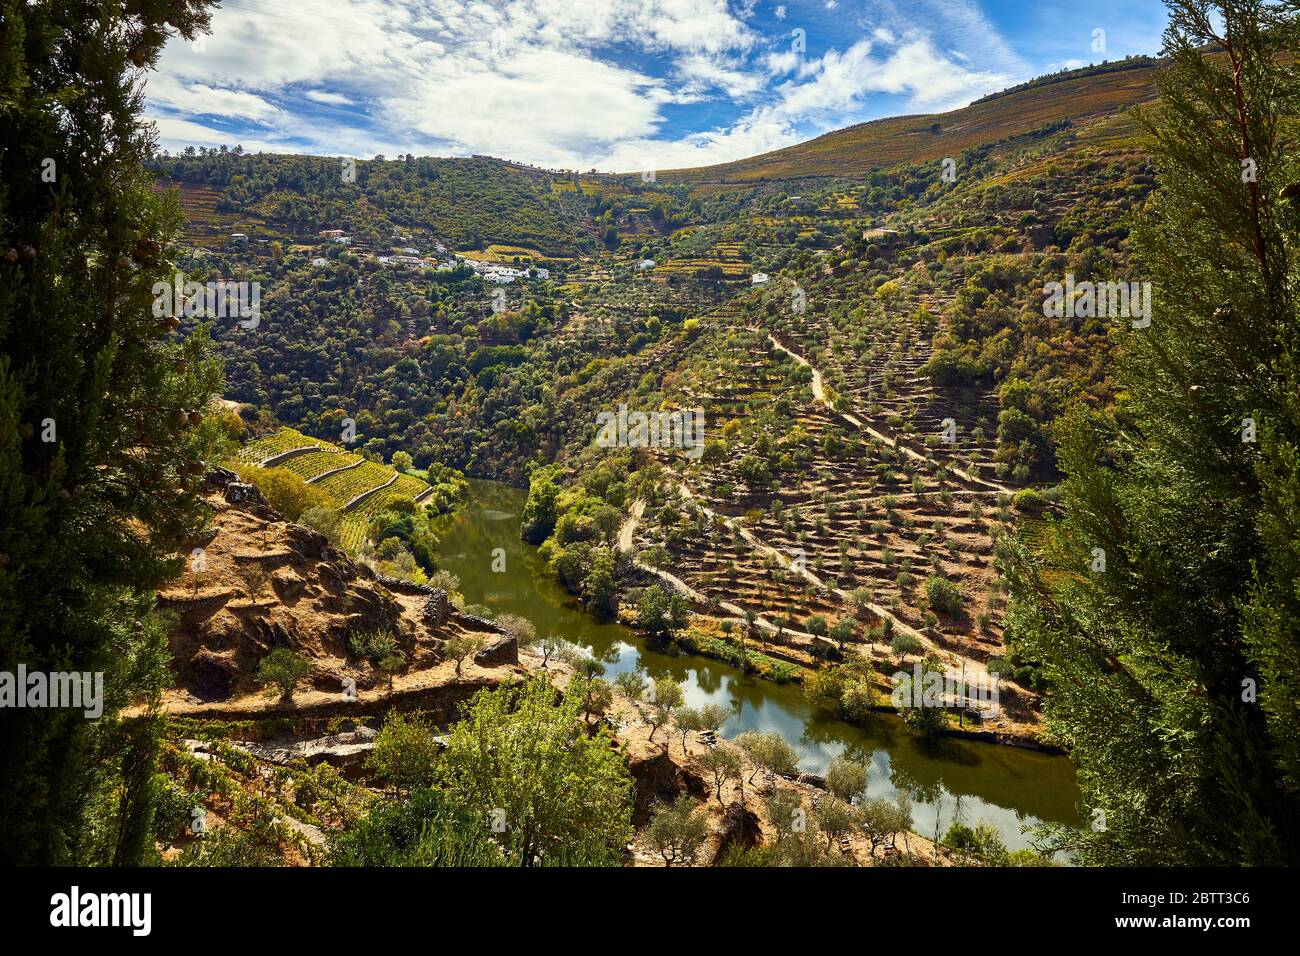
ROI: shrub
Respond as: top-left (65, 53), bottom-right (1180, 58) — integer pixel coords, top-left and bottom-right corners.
top-left (924, 575), bottom-right (965, 616)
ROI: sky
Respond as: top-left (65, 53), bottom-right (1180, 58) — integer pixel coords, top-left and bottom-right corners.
top-left (146, 0), bottom-right (1170, 172)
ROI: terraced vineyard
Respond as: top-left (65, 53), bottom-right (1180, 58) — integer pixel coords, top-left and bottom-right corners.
top-left (620, 310), bottom-right (1018, 673)
top-left (152, 179), bottom-right (265, 248)
top-left (233, 427), bottom-right (433, 551)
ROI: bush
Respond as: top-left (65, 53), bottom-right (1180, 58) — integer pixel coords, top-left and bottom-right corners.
top-left (232, 464), bottom-right (333, 521)
top-left (255, 648), bottom-right (312, 701)
top-left (329, 788), bottom-right (503, 866)
top-left (1012, 488), bottom-right (1047, 513)
top-left (924, 575), bottom-right (965, 616)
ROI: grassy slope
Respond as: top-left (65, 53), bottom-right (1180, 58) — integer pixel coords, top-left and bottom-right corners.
top-left (659, 59), bottom-right (1160, 184)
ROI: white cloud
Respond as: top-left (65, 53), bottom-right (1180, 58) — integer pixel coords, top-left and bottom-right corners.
top-left (145, 0), bottom-right (1027, 171)
top-left (303, 90), bottom-right (356, 106)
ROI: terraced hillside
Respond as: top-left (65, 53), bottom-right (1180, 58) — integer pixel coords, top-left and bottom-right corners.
top-left (234, 427), bottom-right (433, 551)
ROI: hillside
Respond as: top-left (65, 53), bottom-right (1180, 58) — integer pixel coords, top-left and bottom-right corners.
top-left (660, 57), bottom-right (1159, 184)
top-left (233, 426), bottom-right (442, 552)
top-left (156, 467), bottom-right (514, 709)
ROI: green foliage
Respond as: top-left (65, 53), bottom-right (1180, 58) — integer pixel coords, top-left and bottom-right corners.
top-left (520, 465), bottom-right (563, 544)
top-left (635, 583), bottom-right (691, 640)
top-left (330, 787), bottom-right (504, 867)
top-left (0, 0), bottom-right (223, 865)
top-left (255, 648), bottom-right (312, 702)
top-left (923, 575), bottom-right (965, 616)
top-left (1004, 0), bottom-right (1300, 865)
top-left (366, 711), bottom-right (442, 796)
top-left (232, 464), bottom-right (333, 520)
top-left (435, 677), bottom-right (632, 865)
top-left (645, 795), bottom-right (711, 866)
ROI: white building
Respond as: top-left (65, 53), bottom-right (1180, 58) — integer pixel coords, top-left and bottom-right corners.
top-left (638, 259), bottom-right (656, 270)
top-left (751, 272), bottom-right (770, 285)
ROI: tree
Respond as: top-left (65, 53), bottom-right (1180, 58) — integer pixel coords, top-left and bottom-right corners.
top-left (814, 797), bottom-right (856, 852)
top-left (376, 654), bottom-right (405, 692)
top-left (256, 648), bottom-right (312, 703)
top-left (636, 584), bottom-right (690, 640)
top-left (495, 613), bottom-right (536, 647)
top-left (700, 746), bottom-right (743, 804)
top-left (825, 755), bottom-right (869, 804)
top-left (520, 465), bottom-right (562, 544)
top-left (675, 706), bottom-right (705, 753)
top-left (923, 575), bottom-right (965, 616)
top-left (891, 632), bottom-right (924, 664)
top-left (829, 617), bottom-right (858, 653)
top-left (735, 730), bottom-right (798, 784)
top-left (570, 653), bottom-right (611, 723)
top-left (647, 676), bottom-right (684, 743)
top-left (329, 788), bottom-right (503, 866)
top-left (390, 450), bottom-right (413, 473)
top-left (537, 634), bottom-right (566, 668)
top-left (436, 677), bottom-right (632, 865)
top-left (582, 546), bottom-right (617, 612)
top-left (675, 702), bottom-right (729, 754)
top-left (858, 794), bottom-right (913, 857)
top-left (232, 464), bottom-right (332, 521)
top-left (614, 670), bottom-right (648, 711)
top-left (366, 711), bottom-right (442, 796)
top-left (0, 0), bottom-right (223, 865)
top-left (1004, 0), bottom-right (1300, 865)
top-left (646, 795), bottom-right (711, 866)
top-left (443, 632), bottom-right (486, 677)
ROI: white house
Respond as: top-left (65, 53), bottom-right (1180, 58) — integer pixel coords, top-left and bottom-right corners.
top-left (311, 257), bottom-right (329, 267)
top-left (638, 259), bottom-right (656, 270)
top-left (751, 272), bottom-right (770, 285)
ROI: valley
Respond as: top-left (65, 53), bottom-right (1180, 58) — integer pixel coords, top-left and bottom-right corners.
top-left (6, 0), bottom-right (1296, 880)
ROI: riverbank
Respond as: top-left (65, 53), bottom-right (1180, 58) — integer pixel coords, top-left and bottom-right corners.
top-left (431, 477), bottom-right (1083, 851)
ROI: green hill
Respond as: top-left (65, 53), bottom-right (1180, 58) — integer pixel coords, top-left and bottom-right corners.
top-left (659, 58), bottom-right (1160, 184)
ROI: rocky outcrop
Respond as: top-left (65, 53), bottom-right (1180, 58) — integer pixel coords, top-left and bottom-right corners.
top-left (474, 635), bottom-right (518, 667)
top-left (158, 475), bottom-right (509, 705)
top-left (626, 746), bottom-right (708, 827)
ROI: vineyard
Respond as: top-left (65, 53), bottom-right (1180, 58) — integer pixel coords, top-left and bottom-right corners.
top-left (232, 427), bottom-right (433, 551)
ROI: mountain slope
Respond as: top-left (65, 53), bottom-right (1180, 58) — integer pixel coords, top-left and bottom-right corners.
top-left (660, 57), bottom-right (1160, 184)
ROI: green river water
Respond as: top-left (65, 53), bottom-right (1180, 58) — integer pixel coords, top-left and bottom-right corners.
top-left (433, 478), bottom-right (1083, 852)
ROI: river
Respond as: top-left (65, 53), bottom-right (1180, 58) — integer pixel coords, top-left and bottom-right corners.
top-left (433, 478), bottom-right (1082, 852)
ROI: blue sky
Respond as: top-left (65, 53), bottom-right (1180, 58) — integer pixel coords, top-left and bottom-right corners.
top-left (147, 0), bottom-right (1169, 171)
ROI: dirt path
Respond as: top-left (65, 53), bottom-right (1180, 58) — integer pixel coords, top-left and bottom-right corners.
top-left (765, 333), bottom-right (1008, 494)
top-left (618, 498), bottom-right (645, 553)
